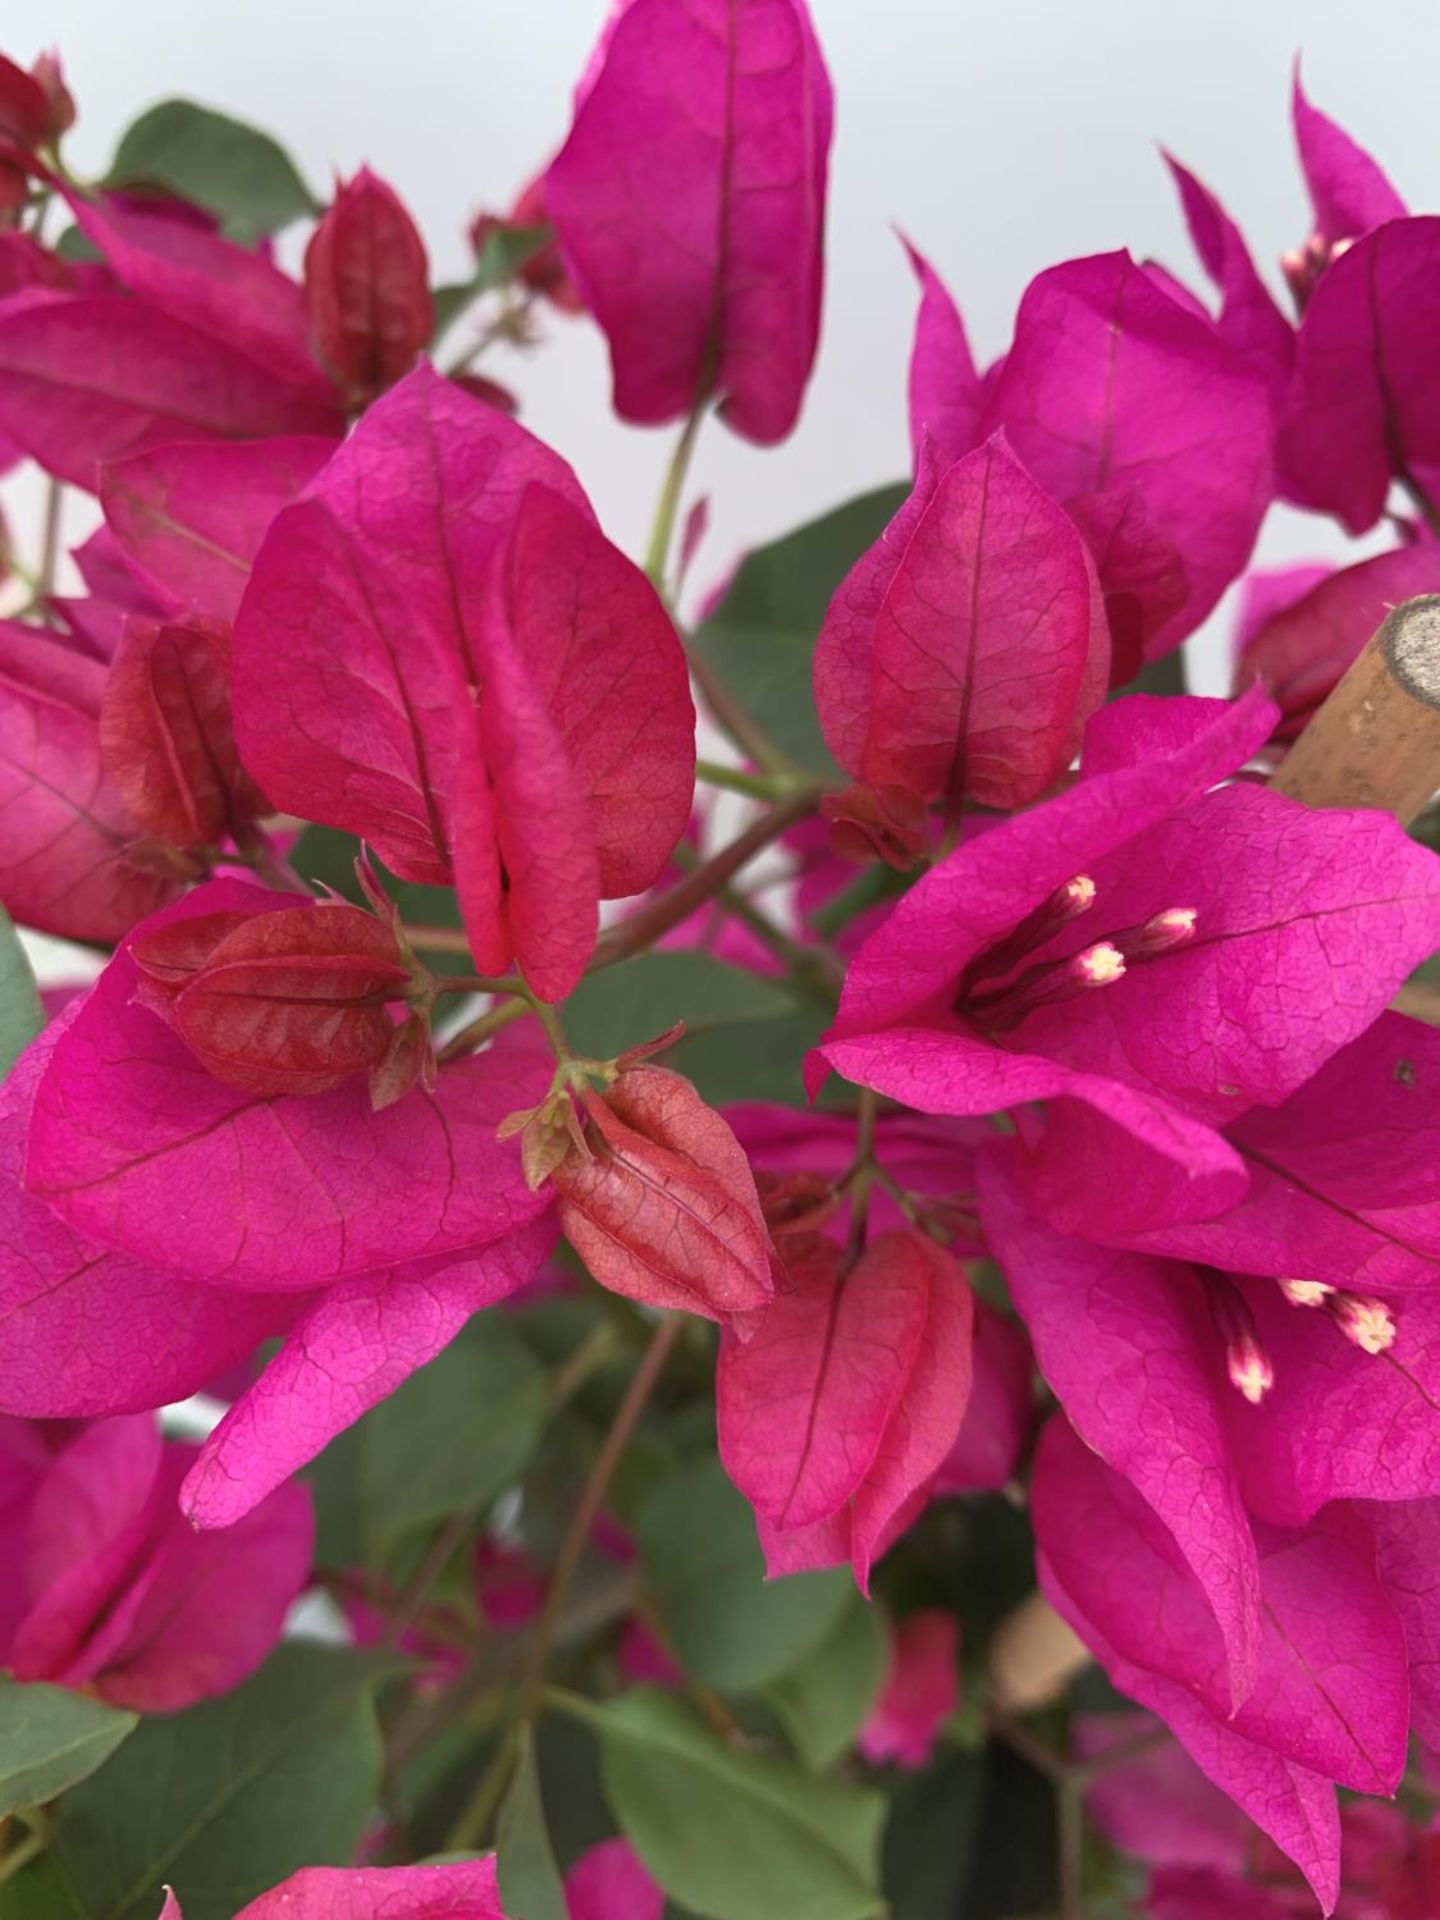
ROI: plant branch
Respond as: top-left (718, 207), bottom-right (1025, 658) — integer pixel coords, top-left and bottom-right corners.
top-left (592, 785), bottom-right (823, 972)
top-left (384, 1507), bottom-right (477, 1650)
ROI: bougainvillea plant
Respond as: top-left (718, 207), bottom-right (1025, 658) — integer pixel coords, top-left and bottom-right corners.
top-left (3, 12), bottom-right (1440, 1917)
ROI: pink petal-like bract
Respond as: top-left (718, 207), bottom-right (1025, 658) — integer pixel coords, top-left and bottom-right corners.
top-left (977, 251), bottom-right (1273, 658)
top-left (1034, 1415), bottom-right (1408, 1802)
top-left (25, 880), bottom-right (553, 1288)
top-left (980, 1152), bottom-right (1262, 1703)
top-left (816, 434), bottom-right (1109, 811)
top-left (553, 1064), bottom-right (773, 1322)
top-left (1, 1414), bottom-right (311, 1712)
top-left (66, 190), bottom-right (329, 398)
top-left (304, 167), bottom-right (435, 406)
top-left (230, 1860), bottom-right (506, 1918)
top-left (100, 436), bottom-right (335, 622)
top-left (719, 1228), bottom-right (973, 1590)
top-left (233, 367), bottom-right (692, 997)
top-left (0, 291), bottom-right (341, 491)
top-left (1162, 154), bottom-right (1292, 392)
top-left (1278, 217), bottom-right (1440, 533)
top-left (183, 1222), bottom-right (554, 1528)
top-left (856, 1607), bottom-right (960, 1768)
top-left (0, 621), bottom-right (185, 941)
top-left (565, 1837), bottom-right (665, 1920)
top-left (901, 237), bottom-right (982, 467)
top-left (1292, 66), bottom-right (1407, 249)
top-left (100, 615), bottom-right (266, 850)
top-left (546, 0), bottom-right (833, 443)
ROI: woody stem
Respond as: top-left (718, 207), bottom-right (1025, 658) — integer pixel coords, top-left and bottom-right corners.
top-left (843, 1086), bottom-right (880, 1263)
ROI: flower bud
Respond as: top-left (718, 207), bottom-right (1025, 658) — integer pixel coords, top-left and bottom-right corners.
top-left (304, 168), bottom-right (434, 407)
top-left (100, 616), bottom-right (267, 852)
top-left (550, 1063), bottom-right (774, 1322)
top-left (132, 901), bottom-right (423, 1098)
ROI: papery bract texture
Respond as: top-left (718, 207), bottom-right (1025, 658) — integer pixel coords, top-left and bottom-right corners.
top-left (0, 1015), bottom-right (306, 1419)
top-left (553, 1064), bottom-right (773, 1322)
top-left (1162, 154), bottom-right (1292, 391)
top-left (815, 434), bottom-right (1109, 811)
top-left (1292, 67), bottom-right (1406, 249)
top-left (976, 251), bottom-right (1273, 660)
top-left (856, 1607), bottom-right (959, 1768)
top-left (718, 1228), bottom-right (973, 1589)
top-left (980, 1151), bottom-right (1262, 1700)
top-left (65, 191), bottom-right (328, 396)
top-left (0, 291), bottom-right (340, 491)
top-left (0, 621), bottom-right (185, 941)
top-left (304, 167), bottom-right (434, 405)
top-left (0, 1414), bottom-right (312, 1712)
top-left (902, 237), bottom-right (982, 467)
top-left (547, 0), bottom-right (833, 443)
top-left (100, 615), bottom-right (266, 851)
top-left (100, 436), bottom-right (335, 621)
top-left (182, 1221), bottom-right (555, 1527)
top-left (1278, 217), bottom-right (1440, 532)
top-left (25, 880), bottom-right (552, 1287)
top-left (234, 366), bottom-right (693, 998)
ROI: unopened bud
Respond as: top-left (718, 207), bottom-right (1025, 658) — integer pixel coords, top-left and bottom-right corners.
top-left (305, 168), bottom-right (434, 406)
top-left (1328, 1292), bottom-right (1397, 1356)
top-left (1279, 1277), bottom-right (1334, 1309)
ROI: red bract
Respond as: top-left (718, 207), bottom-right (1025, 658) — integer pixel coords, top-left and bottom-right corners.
top-left (1162, 154), bottom-right (1292, 393)
top-left (551, 1063), bottom-right (773, 1322)
top-left (547, 0), bottom-right (833, 444)
top-left (0, 621), bottom-right (189, 941)
top-left (718, 1228), bottom-right (974, 1589)
top-left (857, 1609), bottom-right (960, 1769)
top-left (0, 290), bottom-right (341, 491)
top-left (100, 615), bottom-right (267, 852)
top-left (0, 54), bottom-right (51, 151)
top-left (100, 435), bottom-right (335, 621)
top-left (233, 367), bottom-right (694, 999)
top-left (304, 168), bottom-right (434, 406)
top-left (131, 901), bottom-right (421, 1098)
top-left (815, 433), bottom-right (1109, 814)
top-left (1291, 64), bottom-right (1405, 256)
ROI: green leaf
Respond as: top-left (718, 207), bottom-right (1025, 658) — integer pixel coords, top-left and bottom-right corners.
top-left (433, 225), bottom-right (552, 339)
top-left (303, 1415), bottom-right (368, 1570)
top-left (31, 1644), bottom-right (397, 1920)
top-left (106, 99), bottom-right (319, 241)
top-left (638, 1456), bottom-right (851, 1692)
top-left (882, 1747), bottom-right (986, 1920)
top-left (666, 1003), bottom-right (833, 1108)
top-left (762, 1592), bottom-right (888, 1770)
top-left (0, 1680), bottom-right (136, 1820)
top-left (691, 483), bottom-right (909, 778)
top-left (563, 952), bottom-right (797, 1060)
top-left (496, 1726), bottom-right (567, 1920)
top-left (1110, 648), bottom-right (1187, 698)
top-left (0, 906), bottom-right (42, 1080)
top-left (359, 1315), bottom-right (548, 1560)
top-left (591, 1688), bottom-right (886, 1920)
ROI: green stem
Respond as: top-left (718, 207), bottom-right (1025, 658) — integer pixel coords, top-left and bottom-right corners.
top-left (695, 757), bottom-right (808, 802)
top-left (844, 1087), bottom-right (880, 1264)
top-left (437, 994), bottom-right (530, 1062)
top-left (384, 1507), bottom-right (477, 1651)
top-left (644, 404), bottom-right (707, 592)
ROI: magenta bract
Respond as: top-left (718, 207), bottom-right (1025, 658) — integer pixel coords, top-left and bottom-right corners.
top-left (547, 0), bottom-right (832, 444)
top-left (233, 367), bottom-right (694, 999)
top-left (815, 434), bottom-right (1109, 813)
top-left (857, 1608), bottom-right (959, 1769)
top-left (304, 167), bottom-right (434, 406)
top-left (0, 1413), bottom-right (311, 1711)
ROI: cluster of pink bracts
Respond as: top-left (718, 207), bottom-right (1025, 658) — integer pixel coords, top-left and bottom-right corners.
top-left (4, 4), bottom-right (1440, 1914)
